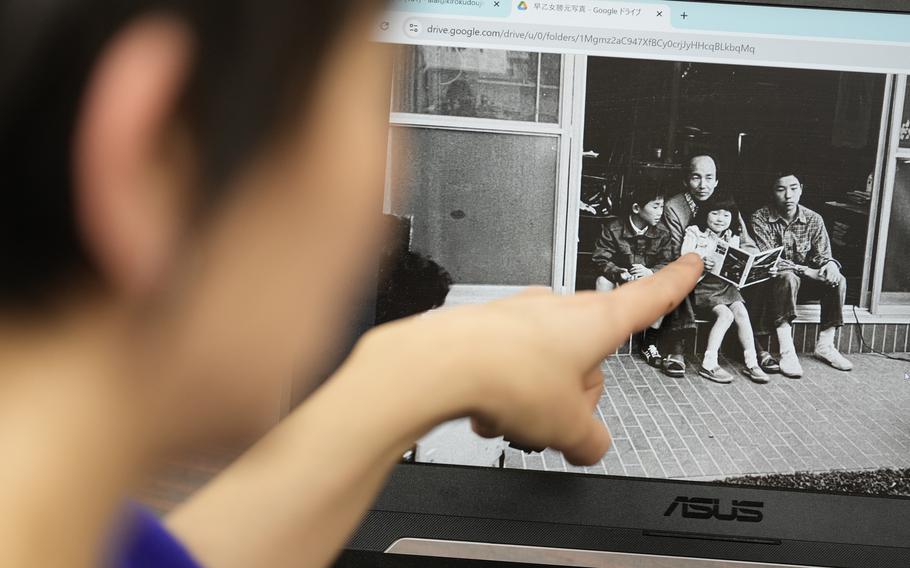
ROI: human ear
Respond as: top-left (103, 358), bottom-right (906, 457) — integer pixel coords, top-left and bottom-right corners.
top-left (73, 15), bottom-right (195, 300)
top-left (631, 204), bottom-right (641, 215)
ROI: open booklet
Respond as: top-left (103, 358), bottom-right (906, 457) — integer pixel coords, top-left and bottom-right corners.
top-left (681, 230), bottom-right (784, 289)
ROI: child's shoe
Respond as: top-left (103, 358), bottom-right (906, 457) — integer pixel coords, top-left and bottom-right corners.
top-left (743, 366), bottom-right (770, 384)
top-left (758, 351), bottom-right (781, 374)
top-left (699, 366), bottom-right (733, 384)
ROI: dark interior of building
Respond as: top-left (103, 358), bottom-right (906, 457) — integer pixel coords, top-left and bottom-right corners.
top-left (577, 57), bottom-right (886, 304)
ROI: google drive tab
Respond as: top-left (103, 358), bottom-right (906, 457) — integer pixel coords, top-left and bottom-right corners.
top-left (512, 2), bottom-right (671, 31)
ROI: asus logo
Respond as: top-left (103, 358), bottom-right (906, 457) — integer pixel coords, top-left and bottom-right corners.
top-left (664, 496), bottom-right (764, 523)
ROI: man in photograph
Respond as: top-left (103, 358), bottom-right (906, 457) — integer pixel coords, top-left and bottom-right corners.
top-left (663, 155), bottom-right (756, 254)
top-left (749, 173), bottom-right (853, 378)
top-left (659, 155), bottom-right (759, 377)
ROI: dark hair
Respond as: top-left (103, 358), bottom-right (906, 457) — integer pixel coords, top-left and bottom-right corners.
top-left (0, 0), bottom-right (384, 307)
top-left (772, 171), bottom-right (803, 189)
top-left (693, 192), bottom-right (741, 235)
top-left (622, 180), bottom-right (666, 216)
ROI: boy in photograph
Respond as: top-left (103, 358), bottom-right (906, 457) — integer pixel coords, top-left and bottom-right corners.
top-left (749, 173), bottom-right (853, 378)
top-left (593, 183), bottom-right (674, 366)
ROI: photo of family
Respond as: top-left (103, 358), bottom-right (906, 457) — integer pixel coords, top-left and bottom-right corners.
top-left (570, 55), bottom-right (910, 487)
top-left (384, 44), bottom-right (910, 492)
top-left (590, 157), bottom-right (852, 384)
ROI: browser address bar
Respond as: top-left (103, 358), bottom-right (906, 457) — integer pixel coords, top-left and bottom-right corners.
top-left (375, 15), bottom-right (910, 73)
top-left (391, 0), bottom-right (673, 32)
top-left (407, 19), bottom-right (756, 57)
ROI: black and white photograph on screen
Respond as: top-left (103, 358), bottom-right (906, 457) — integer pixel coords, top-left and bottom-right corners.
top-left (576, 55), bottom-right (910, 491)
top-left (383, 44), bottom-right (910, 495)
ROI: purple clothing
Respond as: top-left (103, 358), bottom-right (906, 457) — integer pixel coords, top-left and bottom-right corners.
top-left (109, 505), bottom-right (202, 568)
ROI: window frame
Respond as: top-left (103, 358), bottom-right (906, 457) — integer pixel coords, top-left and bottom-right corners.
top-left (871, 74), bottom-right (910, 317)
top-left (385, 49), bottom-right (581, 301)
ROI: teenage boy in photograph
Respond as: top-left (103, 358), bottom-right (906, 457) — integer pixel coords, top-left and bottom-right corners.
top-left (659, 155), bottom-right (762, 377)
top-left (749, 173), bottom-right (853, 378)
top-left (593, 183), bottom-right (674, 366)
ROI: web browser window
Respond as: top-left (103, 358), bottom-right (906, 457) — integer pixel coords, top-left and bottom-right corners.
top-left (372, 1), bottom-right (910, 494)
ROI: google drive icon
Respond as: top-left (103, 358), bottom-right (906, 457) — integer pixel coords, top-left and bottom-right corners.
top-left (517, 1), bottom-right (528, 10)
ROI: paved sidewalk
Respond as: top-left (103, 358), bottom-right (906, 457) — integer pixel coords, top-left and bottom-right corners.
top-left (504, 354), bottom-right (910, 481)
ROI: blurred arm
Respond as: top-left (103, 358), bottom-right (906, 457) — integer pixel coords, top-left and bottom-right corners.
top-left (166, 360), bottom-right (448, 568)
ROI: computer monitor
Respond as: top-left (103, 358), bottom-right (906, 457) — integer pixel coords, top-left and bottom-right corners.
top-left (337, 1), bottom-right (910, 565)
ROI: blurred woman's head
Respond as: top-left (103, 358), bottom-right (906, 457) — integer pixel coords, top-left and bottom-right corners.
top-left (0, 0), bottom-right (392, 444)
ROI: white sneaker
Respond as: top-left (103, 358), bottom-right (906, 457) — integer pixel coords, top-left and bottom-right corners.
top-left (779, 352), bottom-right (803, 378)
top-left (814, 344), bottom-right (853, 372)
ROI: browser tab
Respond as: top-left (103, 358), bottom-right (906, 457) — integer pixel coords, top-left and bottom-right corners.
top-left (389, 0), bottom-right (511, 18)
top-left (514, 1), bottom-right (672, 30)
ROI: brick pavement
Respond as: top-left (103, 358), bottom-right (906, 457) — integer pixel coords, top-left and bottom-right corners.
top-left (504, 353), bottom-right (910, 481)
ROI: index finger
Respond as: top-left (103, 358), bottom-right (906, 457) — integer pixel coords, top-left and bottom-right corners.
top-left (572, 254), bottom-right (703, 359)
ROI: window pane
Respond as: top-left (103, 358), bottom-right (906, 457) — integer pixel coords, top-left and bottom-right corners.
top-left (538, 53), bottom-right (562, 124)
top-left (900, 82), bottom-right (910, 149)
top-left (883, 160), bottom-right (910, 293)
top-left (392, 46), bottom-right (561, 123)
top-left (388, 127), bottom-right (557, 285)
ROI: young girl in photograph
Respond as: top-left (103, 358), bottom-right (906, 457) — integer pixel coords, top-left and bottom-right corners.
top-left (683, 194), bottom-right (769, 384)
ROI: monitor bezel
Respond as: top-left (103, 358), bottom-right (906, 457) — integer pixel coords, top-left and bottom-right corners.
top-left (345, 1), bottom-right (910, 565)
top-left (382, 0), bottom-right (910, 504)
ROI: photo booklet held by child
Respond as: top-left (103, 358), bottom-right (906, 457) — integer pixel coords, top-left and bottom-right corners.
top-left (681, 230), bottom-right (784, 289)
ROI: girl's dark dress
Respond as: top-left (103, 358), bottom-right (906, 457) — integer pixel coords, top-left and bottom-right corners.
top-left (687, 227), bottom-right (745, 317)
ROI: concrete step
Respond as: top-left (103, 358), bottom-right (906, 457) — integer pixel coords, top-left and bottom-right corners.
top-left (620, 322), bottom-right (910, 357)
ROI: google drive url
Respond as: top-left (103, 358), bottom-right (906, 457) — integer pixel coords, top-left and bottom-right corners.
top-left (422, 25), bottom-right (758, 55)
